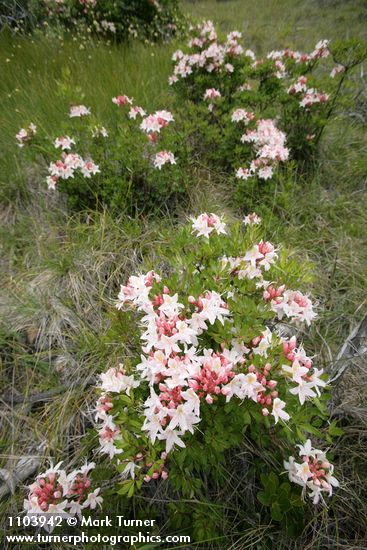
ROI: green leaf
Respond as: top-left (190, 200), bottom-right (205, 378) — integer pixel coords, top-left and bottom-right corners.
top-left (257, 491), bottom-right (271, 506)
top-left (271, 502), bottom-right (283, 521)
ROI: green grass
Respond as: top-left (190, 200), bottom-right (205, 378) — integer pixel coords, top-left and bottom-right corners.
top-left (1, 1), bottom-right (367, 547)
top-left (182, 0), bottom-right (367, 49)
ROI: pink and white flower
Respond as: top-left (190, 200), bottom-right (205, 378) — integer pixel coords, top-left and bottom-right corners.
top-left (69, 105), bottom-right (91, 118)
top-left (231, 109), bottom-right (255, 124)
top-left (191, 213), bottom-right (227, 238)
top-left (54, 136), bottom-right (75, 151)
top-left (128, 106), bottom-right (146, 119)
top-left (243, 212), bottom-right (261, 225)
top-left (285, 439), bottom-right (339, 504)
top-left (112, 95), bottom-right (133, 106)
top-left (80, 159), bottom-right (100, 178)
top-left (16, 123), bottom-right (37, 147)
top-left (153, 150), bottom-right (176, 169)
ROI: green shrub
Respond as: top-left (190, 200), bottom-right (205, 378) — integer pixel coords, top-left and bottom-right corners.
top-left (170, 21), bottom-right (367, 185)
top-left (15, 92), bottom-right (192, 213)
top-left (88, 214), bottom-right (340, 538)
top-left (21, 0), bottom-right (185, 42)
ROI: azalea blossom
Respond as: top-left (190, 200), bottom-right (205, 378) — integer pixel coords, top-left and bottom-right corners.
top-left (271, 398), bottom-right (290, 423)
top-left (203, 88), bottom-right (221, 101)
top-left (69, 105), bottom-right (91, 118)
top-left (98, 415), bottom-right (123, 459)
top-left (140, 110), bottom-right (174, 136)
top-left (128, 106), bottom-right (146, 119)
top-left (46, 175), bottom-right (58, 190)
top-left (231, 109), bottom-right (254, 124)
top-left (237, 119), bottom-right (289, 181)
top-left (80, 159), bottom-right (100, 178)
top-left (54, 136), bottom-right (75, 151)
top-left (23, 461), bottom-right (102, 530)
top-left (112, 95), bottom-right (133, 106)
top-left (191, 213), bottom-right (227, 238)
top-left (285, 439), bottom-right (338, 504)
top-left (270, 289), bottom-right (316, 326)
top-left (16, 123), bottom-right (37, 147)
top-left (243, 212), bottom-right (261, 225)
top-left (153, 150), bottom-right (176, 169)
top-left (330, 64), bottom-right (345, 78)
top-left (99, 365), bottom-right (140, 395)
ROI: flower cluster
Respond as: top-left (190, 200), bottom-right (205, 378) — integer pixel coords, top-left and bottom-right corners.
top-left (191, 213), bottom-right (227, 238)
top-left (116, 277), bottom-right (240, 453)
top-left (243, 212), bottom-right (261, 225)
top-left (266, 39), bottom-right (329, 66)
top-left (23, 461), bottom-right (102, 525)
top-left (69, 105), bottom-right (91, 118)
top-left (203, 88), bottom-right (221, 111)
top-left (16, 123), bottom-right (37, 148)
top-left (112, 95), bottom-right (133, 107)
top-left (285, 439), bottom-right (339, 504)
top-left (54, 136), bottom-right (75, 151)
top-left (154, 150), bottom-right (176, 169)
top-left (231, 109), bottom-right (255, 124)
top-left (96, 365), bottom-right (140, 459)
top-left (169, 20), bottom-right (243, 84)
top-left (47, 153), bottom-right (100, 190)
top-left (221, 240), bottom-right (278, 279)
top-left (236, 119), bottom-right (289, 181)
top-left (281, 336), bottom-right (326, 404)
top-left (140, 110), bottom-right (174, 140)
top-left (288, 76), bottom-right (329, 109)
top-left (264, 285), bottom-right (317, 326)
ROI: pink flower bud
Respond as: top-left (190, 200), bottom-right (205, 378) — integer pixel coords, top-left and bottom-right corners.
top-left (262, 408), bottom-right (269, 416)
top-left (205, 394), bottom-right (213, 404)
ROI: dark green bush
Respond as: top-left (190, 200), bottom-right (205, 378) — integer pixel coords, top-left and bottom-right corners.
top-left (20, 0), bottom-right (185, 42)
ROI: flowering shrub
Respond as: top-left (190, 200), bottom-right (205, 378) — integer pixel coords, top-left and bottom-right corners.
top-left (170, 21), bottom-right (367, 184)
top-left (89, 214), bottom-right (339, 532)
top-left (26, 0), bottom-right (184, 42)
top-left (16, 95), bottom-right (188, 212)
